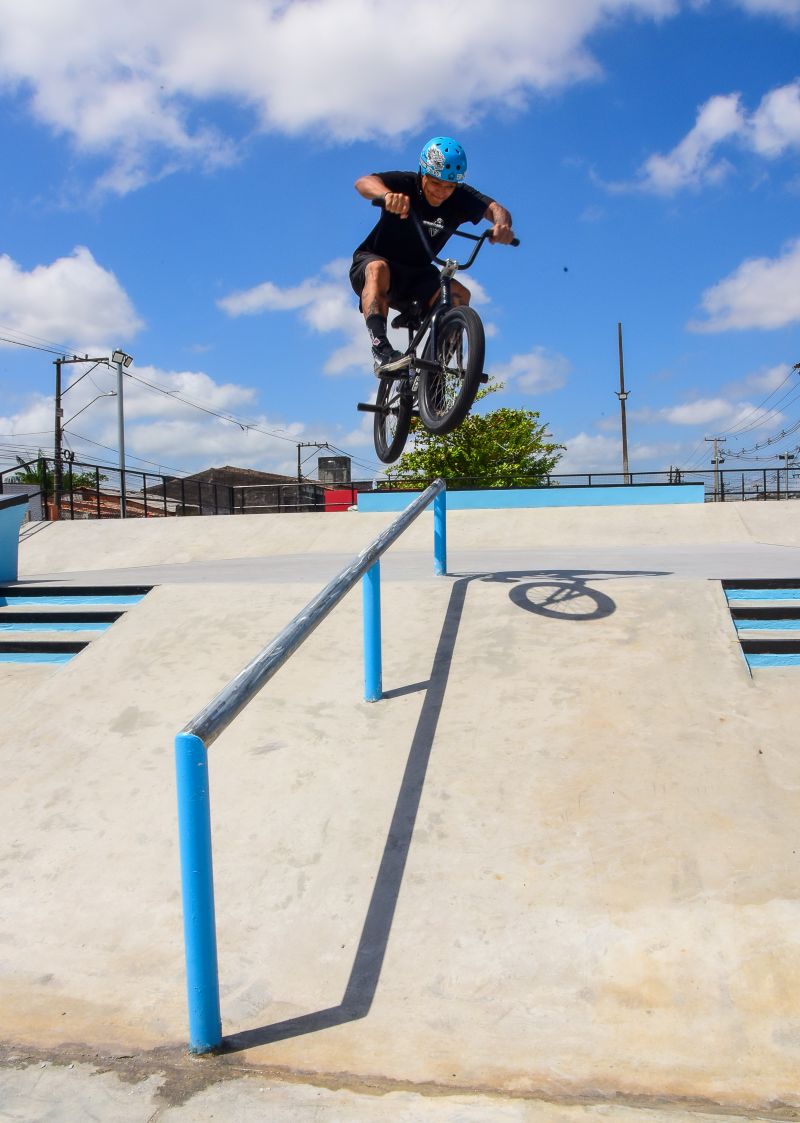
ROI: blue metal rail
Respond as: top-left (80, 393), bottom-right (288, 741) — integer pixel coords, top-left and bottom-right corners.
top-left (175, 479), bottom-right (447, 1052)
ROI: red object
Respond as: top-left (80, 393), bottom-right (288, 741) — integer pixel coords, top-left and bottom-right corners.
top-left (324, 488), bottom-right (357, 512)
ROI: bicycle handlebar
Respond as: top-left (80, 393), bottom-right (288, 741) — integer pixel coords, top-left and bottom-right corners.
top-left (371, 197), bottom-right (519, 270)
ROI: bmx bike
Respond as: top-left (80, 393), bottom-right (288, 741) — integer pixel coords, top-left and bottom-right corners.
top-left (357, 203), bottom-right (519, 464)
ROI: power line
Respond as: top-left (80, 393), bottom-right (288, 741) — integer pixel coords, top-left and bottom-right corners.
top-left (2, 334), bottom-right (381, 477)
top-left (722, 387), bottom-right (800, 441)
top-left (679, 437), bottom-right (710, 471)
top-left (65, 430), bottom-right (190, 476)
top-left (0, 323), bottom-right (74, 353)
top-left (0, 334), bottom-right (65, 356)
top-left (323, 440), bottom-right (382, 476)
top-left (727, 417), bottom-right (800, 459)
top-left (125, 370), bottom-right (301, 446)
top-left (718, 367), bottom-right (799, 438)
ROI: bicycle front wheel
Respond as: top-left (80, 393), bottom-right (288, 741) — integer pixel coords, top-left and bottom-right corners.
top-left (373, 375), bottom-right (412, 463)
top-left (418, 306), bottom-right (485, 435)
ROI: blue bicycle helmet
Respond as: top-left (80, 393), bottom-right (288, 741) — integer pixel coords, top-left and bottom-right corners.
top-left (419, 136), bottom-right (467, 182)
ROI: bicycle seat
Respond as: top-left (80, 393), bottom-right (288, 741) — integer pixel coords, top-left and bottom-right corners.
top-left (391, 301), bottom-right (423, 330)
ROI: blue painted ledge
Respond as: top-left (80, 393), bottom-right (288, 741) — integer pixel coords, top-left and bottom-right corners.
top-left (358, 483), bottom-right (705, 513)
top-left (0, 495), bottom-right (28, 582)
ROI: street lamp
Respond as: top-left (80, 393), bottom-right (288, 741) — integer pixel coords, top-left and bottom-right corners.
top-left (111, 350), bottom-right (133, 517)
top-left (53, 355), bottom-right (113, 521)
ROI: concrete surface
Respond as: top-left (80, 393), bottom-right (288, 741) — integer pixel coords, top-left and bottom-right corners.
top-left (3, 501), bottom-right (800, 1121)
top-left (17, 500), bottom-right (800, 576)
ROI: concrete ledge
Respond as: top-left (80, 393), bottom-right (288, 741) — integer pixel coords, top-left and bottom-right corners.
top-left (358, 483), bottom-right (705, 512)
top-left (0, 494), bottom-right (28, 582)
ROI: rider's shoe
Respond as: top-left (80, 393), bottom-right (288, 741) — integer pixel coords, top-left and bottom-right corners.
top-left (372, 339), bottom-right (410, 375)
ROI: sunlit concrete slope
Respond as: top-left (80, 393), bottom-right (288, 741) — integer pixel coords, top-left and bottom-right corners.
top-left (17, 499), bottom-right (800, 578)
top-left (2, 502), bottom-right (800, 1116)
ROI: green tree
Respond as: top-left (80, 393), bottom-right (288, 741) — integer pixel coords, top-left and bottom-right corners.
top-left (385, 382), bottom-right (564, 488)
top-left (8, 454), bottom-right (107, 489)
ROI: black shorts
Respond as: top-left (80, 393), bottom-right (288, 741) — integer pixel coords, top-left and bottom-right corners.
top-left (349, 252), bottom-right (440, 312)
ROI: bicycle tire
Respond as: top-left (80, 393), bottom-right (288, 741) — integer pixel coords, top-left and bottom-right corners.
top-left (418, 305), bottom-right (485, 435)
top-left (374, 375), bottom-right (413, 463)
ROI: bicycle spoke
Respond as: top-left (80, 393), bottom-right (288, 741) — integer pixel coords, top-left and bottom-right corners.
top-left (428, 326), bottom-right (469, 419)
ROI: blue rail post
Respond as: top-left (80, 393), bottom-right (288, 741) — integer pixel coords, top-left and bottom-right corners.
top-left (174, 478), bottom-right (446, 1052)
top-left (363, 560), bottom-right (382, 702)
top-left (434, 486), bottom-right (447, 576)
top-left (174, 732), bottom-right (222, 1053)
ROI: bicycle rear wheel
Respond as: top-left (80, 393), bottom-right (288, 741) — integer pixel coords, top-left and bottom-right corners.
top-left (373, 375), bottom-right (412, 463)
top-left (418, 306), bottom-right (485, 435)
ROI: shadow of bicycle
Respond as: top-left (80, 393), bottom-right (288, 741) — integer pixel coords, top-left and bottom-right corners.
top-left (481, 567), bottom-right (668, 622)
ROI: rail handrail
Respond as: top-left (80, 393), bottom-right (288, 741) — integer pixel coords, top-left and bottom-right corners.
top-left (183, 478), bottom-right (446, 745)
top-left (175, 479), bottom-right (447, 1052)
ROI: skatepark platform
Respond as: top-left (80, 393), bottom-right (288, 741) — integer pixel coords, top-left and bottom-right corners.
top-left (2, 501), bottom-right (800, 1121)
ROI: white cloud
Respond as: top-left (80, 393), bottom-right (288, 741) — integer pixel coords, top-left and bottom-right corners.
top-left (660, 397), bottom-right (742, 425)
top-left (556, 431), bottom-right (684, 472)
top-left (220, 257), bottom-right (505, 377)
top-left (621, 80), bottom-right (800, 194)
top-left (0, 360), bottom-right (311, 476)
top-left (725, 362), bottom-right (794, 397)
top-left (0, 0), bottom-right (679, 193)
top-left (733, 0), bottom-right (800, 21)
top-left (490, 347), bottom-right (570, 394)
top-left (689, 238), bottom-right (800, 331)
top-left (458, 274), bottom-right (491, 306)
top-left (556, 432), bottom-right (621, 471)
top-left (0, 247), bottom-right (143, 347)
top-left (749, 81), bottom-right (800, 156)
top-left (627, 388), bottom-right (790, 432)
top-left (219, 259), bottom-right (370, 376)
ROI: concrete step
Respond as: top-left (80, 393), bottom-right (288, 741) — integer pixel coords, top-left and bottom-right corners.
top-left (0, 585), bottom-right (149, 662)
top-left (723, 579), bottom-right (800, 667)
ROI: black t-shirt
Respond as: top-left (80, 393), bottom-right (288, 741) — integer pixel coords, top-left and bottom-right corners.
top-left (354, 171), bottom-right (492, 268)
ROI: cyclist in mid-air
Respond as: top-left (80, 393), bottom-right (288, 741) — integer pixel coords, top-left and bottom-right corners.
top-left (350, 136), bottom-right (516, 373)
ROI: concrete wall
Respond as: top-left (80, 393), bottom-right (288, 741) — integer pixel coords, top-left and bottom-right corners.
top-left (0, 494), bottom-right (28, 581)
top-left (358, 483), bottom-right (705, 512)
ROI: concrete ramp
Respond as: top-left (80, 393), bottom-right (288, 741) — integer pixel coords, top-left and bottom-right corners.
top-left (3, 503), bottom-right (800, 1117)
top-left (18, 499), bottom-right (800, 577)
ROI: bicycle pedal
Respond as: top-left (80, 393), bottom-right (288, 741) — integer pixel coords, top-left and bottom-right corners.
top-left (480, 372), bottom-right (489, 383)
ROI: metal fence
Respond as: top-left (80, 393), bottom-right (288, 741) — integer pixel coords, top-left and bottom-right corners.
top-left (377, 468), bottom-right (800, 503)
top-left (0, 456), bottom-right (335, 519)
top-left (5, 456), bottom-right (800, 518)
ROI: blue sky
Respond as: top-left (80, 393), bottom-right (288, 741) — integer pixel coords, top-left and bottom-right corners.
top-left (1, 0), bottom-right (799, 482)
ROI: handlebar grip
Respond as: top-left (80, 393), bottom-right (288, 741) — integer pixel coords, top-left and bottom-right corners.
top-left (371, 197), bottom-right (385, 207)
top-left (511, 237), bottom-right (520, 247)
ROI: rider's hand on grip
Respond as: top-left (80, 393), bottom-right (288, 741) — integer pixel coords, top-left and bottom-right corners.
top-left (488, 222), bottom-right (519, 246)
top-left (373, 193), bottom-right (410, 218)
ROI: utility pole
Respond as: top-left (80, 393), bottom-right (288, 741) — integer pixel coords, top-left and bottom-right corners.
top-left (296, 441), bottom-right (329, 483)
top-left (616, 322), bottom-right (630, 484)
top-left (295, 441), bottom-right (330, 512)
top-left (53, 359), bottom-right (63, 520)
top-left (705, 436), bottom-right (726, 501)
top-left (111, 351), bottom-right (134, 518)
top-left (53, 353), bottom-right (131, 518)
top-left (780, 451), bottom-right (796, 498)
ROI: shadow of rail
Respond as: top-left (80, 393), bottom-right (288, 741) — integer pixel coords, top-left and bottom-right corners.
top-left (223, 567), bottom-right (663, 1053)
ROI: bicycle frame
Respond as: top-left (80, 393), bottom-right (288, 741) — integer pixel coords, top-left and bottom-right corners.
top-left (371, 198), bottom-right (505, 371)
top-left (358, 199), bottom-right (519, 460)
